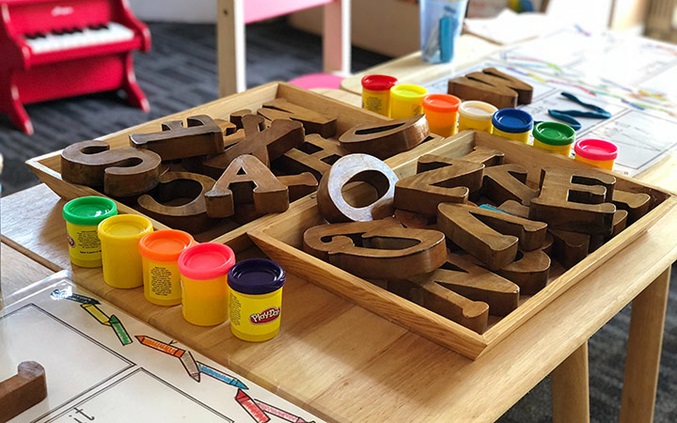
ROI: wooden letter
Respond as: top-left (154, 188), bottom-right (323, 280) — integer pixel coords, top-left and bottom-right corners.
top-left (61, 140), bottom-right (162, 197)
top-left (129, 115), bottom-right (225, 161)
top-left (394, 159), bottom-right (483, 216)
top-left (316, 154), bottom-right (399, 223)
top-left (529, 167), bottom-right (616, 234)
top-left (548, 229), bottom-right (591, 269)
top-left (457, 146), bottom-right (505, 166)
top-left (338, 115), bottom-right (429, 159)
top-left (303, 218), bottom-right (447, 280)
top-left (447, 68), bottom-right (533, 108)
top-left (437, 203), bottom-right (547, 270)
top-left (205, 155), bottom-right (289, 218)
top-left (482, 164), bottom-right (539, 206)
top-left (494, 249), bottom-right (551, 295)
top-left (277, 172), bottom-right (318, 201)
top-left (259, 98), bottom-right (337, 138)
top-left (275, 133), bottom-right (348, 179)
top-left (137, 171), bottom-right (216, 234)
top-left (200, 118), bottom-right (305, 178)
top-left (612, 189), bottom-right (652, 223)
top-left (0, 361), bottom-right (47, 423)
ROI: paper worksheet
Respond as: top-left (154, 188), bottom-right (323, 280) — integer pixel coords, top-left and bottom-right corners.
top-left (0, 272), bottom-right (323, 423)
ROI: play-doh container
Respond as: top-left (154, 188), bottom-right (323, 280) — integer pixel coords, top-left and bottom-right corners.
top-left (422, 93), bottom-right (461, 137)
top-left (178, 242), bottom-right (236, 326)
top-left (457, 100), bottom-right (497, 132)
top-left (62, 196), bottom-right (117, 268)
top-left (532, 121), bottom-right (576, 156)
top-left (491, 108), bottom-right (533, 143)
top-left (361, 74), bottom-right (398, 116)
top-left (228, 258), bottom-right (286, 342)
top-left (389, 84), bottom-right (428, 119)
top-left (574, 139), bottom-right (618, 170)
top-left (139, 229), bottom-right (195, 306)
top-left (98, 214), bottom-right (153, 288)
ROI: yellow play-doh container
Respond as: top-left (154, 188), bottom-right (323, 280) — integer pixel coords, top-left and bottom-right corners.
top-left (98, 214), bottom-right (153, 289)
top-left (390, 84), bottom-right (427, 119)
top-left (574, 138), bottom-right (618, 170)
top-left (62, 196), bottom-right (117, 268)
top-left (422, 93), bottom-right (461, 137)
top-left (361, 74), bottom-right (398, 116)
top-left (532, 121), bottom-right (576, 156)
top-left (491, 108), bottom-right (534, 144)
top-left (178, 243), bottom-right (236, 326)
top-left (457, 100), bottom-right (497, 132)
top-left (139, 229), bottom-right (196, 306)
top-left (228, 258), bottom-right (286, 342)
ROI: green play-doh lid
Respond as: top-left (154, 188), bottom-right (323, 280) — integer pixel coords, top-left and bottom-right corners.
top-left (533, 121), bottom-right (576, 146)
top-left (63, 196), bottom-right (117, 226)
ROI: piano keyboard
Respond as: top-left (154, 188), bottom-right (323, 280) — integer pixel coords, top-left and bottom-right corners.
top-left (24, 22), bottom-right (135, 54)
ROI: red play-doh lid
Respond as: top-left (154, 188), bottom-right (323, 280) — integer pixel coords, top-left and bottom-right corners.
top-left (178, 242), bottom-right (236, 280)
top-left (574, 139), bottom-right (618, 161)
top-left (361, 74), bottom-right (398, 91)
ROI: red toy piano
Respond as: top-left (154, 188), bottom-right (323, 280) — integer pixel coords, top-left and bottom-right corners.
top-left (0, 0), bottom-right (151, 134)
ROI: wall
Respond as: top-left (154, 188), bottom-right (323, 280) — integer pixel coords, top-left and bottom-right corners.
top-left (129, 0), bottom-right (216, 23)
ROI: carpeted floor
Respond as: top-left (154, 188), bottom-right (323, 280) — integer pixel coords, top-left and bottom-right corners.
top-left (0, 19), bottom-right (675, 423)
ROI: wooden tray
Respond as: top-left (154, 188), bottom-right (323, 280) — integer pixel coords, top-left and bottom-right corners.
top-left (248, 130), bottom-right (675, 360)
top-left (25, 82), bottom-right (400, 250)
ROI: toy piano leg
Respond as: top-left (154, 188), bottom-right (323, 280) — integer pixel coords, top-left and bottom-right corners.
top-left (122, 52), bottom-right (150, 112)
top-left (0, 74), bottom-right (34, 135)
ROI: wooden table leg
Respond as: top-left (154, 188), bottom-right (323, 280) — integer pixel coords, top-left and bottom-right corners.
top-left (619, 266), bottom-right (671, 423)
top-left (552, 341), bottom-right (590, 423)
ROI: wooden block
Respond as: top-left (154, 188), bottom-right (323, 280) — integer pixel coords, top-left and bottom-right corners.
top-left (229, 109), bottom-right (258, 129)
top-left (200, 118), bottom-right (305, 179)
top-left (274, 133), bottom-right (348, 179)
top-left (129, 115), bottom-right (225, 161)
top-left (415, 154), bottom-right (485, 192)
top-left (392, 275), bottom-right (489, 334)
top-left (277, 172), bottom-right (318, 201)
top-left (437, 203), bottom-right (547, 270)
top-left (549, 229), bottom-right (590, 269)
top-left (204, 154), bottom-right (289, 218)
top-left (259, 98), bottom-right (337, 138)
top-left (303, 218), bottom-right (448, 280)
top-left (482, 67), bottom-right (534, 104)
top-left (494, 249), bottom-right (551, 296)
top-left (482, 164), bottom-right (539, 206)
top-left (137, 171), bottom-right (216, 234)
top-left (316, 153), bottom-right (399, 223)
top-left (612, 190), bottom-right (652, 223)
top-left (394, 209), bottom-right (437, 230)
top-left (529, 167), bottom-right (617, 235)
top-left (430, 252), bottom-right (520, 316)
top-left (338, 115), bottom-right (429, 159)
top-left (394, 159), bottom-right (483, 216)
top-left (61, 140), bottom-right (162, 198)
top-left (0, 361), bottom-right (47, 423)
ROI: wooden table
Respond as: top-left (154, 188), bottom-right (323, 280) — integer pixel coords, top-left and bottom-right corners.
top-left (2, 90), bottom-right (675, 422)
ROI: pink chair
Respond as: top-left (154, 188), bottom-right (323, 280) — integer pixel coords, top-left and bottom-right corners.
top-left (216, 0), bottom-right (351, 96)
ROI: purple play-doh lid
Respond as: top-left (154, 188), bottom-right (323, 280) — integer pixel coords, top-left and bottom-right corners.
top-left (228, 258), bottom-right (286, 295)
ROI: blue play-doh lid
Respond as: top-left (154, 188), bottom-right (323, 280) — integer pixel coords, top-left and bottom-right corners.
top-left (492, 108), bottom-right (533, 134)
top-left (228, 258), bottom-right (286, 295)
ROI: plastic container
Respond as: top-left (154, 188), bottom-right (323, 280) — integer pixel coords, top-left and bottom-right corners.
top-left (422, 93), bottom-right (461, 137)
top-left (178, 242), bottom-right (236, 326)
top-left (390, 84), bottom-right (428, 119)
top-left (62, 196), bottom-right (117, 268)
top-left (98, 215), bottom-right (153, 289)
top-left (228, 258), bottom-right (286, 342)
top-left (457, 100), bottom-right (497, 133)
top-left (139, 229), bottom-right (195, 306)
top-left (574, 139), bottom-right (618, 170)
top-left (420, 0), bottom-right (469, 64)
top-left (361, 74), bottom-right (398, 117)
top-left (491, 108), bottom-right (534, 143)
top-left (532, 121), bottom-right (576, 157)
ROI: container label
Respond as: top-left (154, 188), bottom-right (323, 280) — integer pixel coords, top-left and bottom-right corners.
top-left (249, 307), bottom-right (280, 325)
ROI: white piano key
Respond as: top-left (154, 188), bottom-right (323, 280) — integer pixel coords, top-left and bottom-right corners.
top-left (25, 22), bottom-right (135, 54)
